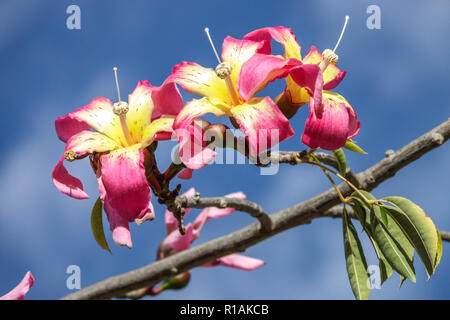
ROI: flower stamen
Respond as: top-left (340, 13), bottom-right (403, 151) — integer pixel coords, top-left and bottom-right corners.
top-left (320, 15), bottom-right (349, 71)
top-left (112, 67), bottom-right (134, 146)
top-left (204, 27), bottom-right (241, 106)
top-left (64, 150), bottom-right (77, 162)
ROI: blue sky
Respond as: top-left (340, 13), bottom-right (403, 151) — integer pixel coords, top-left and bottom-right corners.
top-left (0, 0), bottom-right (449, 299)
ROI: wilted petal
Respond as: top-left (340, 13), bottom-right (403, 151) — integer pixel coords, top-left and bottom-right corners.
top-left (230, 97), bottom-right (294, 156)
top-left (0, 271), bottom-right (34, 300)
top-left (168, 62), bottom-right (231, 105)
top-left (193, 192), bottom-right (246, 232)
top-left (165, 187), bottom-right (196, 234)
top-left (221, 36), bottom-right (264, 88)
top-left (100, 145), bottom-right (151, 223)
top-left (201, 254), bottom-right (265, 271)
top-left (163, 223), bottom-right (195, 253)
top-left (289, 64), bottom-right (323, 110)
top-left (244, 26), bottom-right (301, 60)
top-left (176, 123), bottom-right (216, 170)
top-left (52, 156), bottom-right (89, 199)
top-left (302, 91), bottom-right (360, 150)
top-left (238, 54), bottom-right (301, 101)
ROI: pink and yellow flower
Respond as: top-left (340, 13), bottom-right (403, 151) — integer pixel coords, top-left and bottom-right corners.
top-left (160, 188), bottom-right (265, 271)
top-left (168, 36), bottom-right (302, 156)
top-left (244, 26), bottom-right (360, 150)
top-left (52, 80), bottom-right (201, 248)
top-left (0, 271), bottom-right (34, 300)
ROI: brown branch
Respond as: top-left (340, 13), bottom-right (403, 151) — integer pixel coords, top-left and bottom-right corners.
top-left (62, 118), bottom-right (450, 300)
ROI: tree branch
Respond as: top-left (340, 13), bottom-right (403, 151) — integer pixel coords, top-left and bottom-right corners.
top-left (62, 118), bottom-right (450, 300)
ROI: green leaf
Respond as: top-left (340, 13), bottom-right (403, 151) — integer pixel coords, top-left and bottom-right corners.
top-left (351, 191), bottom-right (387, 226)
top-left (371, 208), bottom-right (416, 283)
top-left (342, 208), bottom-right (371, 300)
top-left (381, 197), bottom-right (439, 277)
top-left (351, 198), bottom-right (368, 229)
top-left (344, 140), bottom-right (367, 154)
top-left (435, 230), bottom-right (443, 269)
top-left (90, 197), bottom-right (111, 253)
top-left (332, 148), bottom-right (347, 176)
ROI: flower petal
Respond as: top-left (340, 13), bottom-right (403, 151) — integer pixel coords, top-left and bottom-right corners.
top-left (238, 54), bottom-right (301, 101)
top-left (221, 36), bottom-right (265, 89)
top-left (63, 97), bottom-right (127, 146)
top-left (55, 115), bottom-right (90, 143)
top-left (0, 271), bottom-right (34, 300)
top-left (244, 26), bottom-right (301, 60)
top-left (165, 187), bottom-right (196, 234)
top-left (97, 176), bottom-right (133, 248)
top-left (174, 97), bottom-right (230, 131)
top-left (163, 223), bottom-right (195, 253)
top-left (302, 46), bottom-right (346, 90)
top-left (217, 254), bottom-right (265, 271)
top-left (100, 145), bottom-right (151, 223)
top-left (230, 97), bottom-right (295, 156)
top-left (301, 91), bottom-right (360, 150)
top-left (176, 123), bottom-right (217, 170)
top-left (141, 116), bottom-right (175, 148)
top-left (168, 62), bottom-right (231, 105)
top-left (150, 80), bottom-right (184, 119)
top-left (193, 192), bottom-right (246, 232)
top-left (52, 156), bottom-right (89, 199)
top-left (288, 63), bottom-right (323, 104)
top-left (177, 168), bottom-right (193, 180)
top-left (66, 130), bottom-right (119, 156)
top-left (126, 81), bottom-right (155, 142)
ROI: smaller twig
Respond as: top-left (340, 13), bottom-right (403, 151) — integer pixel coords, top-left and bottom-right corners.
top-left (176, 193), bottom-right (273, 232)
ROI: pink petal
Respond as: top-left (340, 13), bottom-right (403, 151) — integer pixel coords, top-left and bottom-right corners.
top-left (193, 192), bottom-right (246, 232)
top-left (238, 54), bottom-right (301, 101)
top-left (221, 36), bottom-right (267, 88)
top-left (97, 176), bottom-right (133, 248)
top-left (0, 271), bottom-right (34, 300)
top-left (55, 115), bottom-right (90, 143)
top-left (302, 91), bottom-right (360, 150)
top-left (176, 122), bottom-right (217, 170)
top-left (289, 63), bottom-right (323, 111)
top-left (162, 223), bottom-right (195, 253)
top-left (52, 156), bottom-right (89, 200)
top-left (165, 187), bottom-right (196, 234)
top-left (150, 80), bottom-right (184, 119)
top-left (218, 254), bottom-right (265, 271)
top-left (230, 97), bottom-right (295, 156)
top-left (244, 26), bottom-right (301, 59)
top-left (100, 145), bottom-right (151, 224)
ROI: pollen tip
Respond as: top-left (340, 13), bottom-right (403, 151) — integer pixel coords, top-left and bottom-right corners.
top-left (64, 150), bottom-right (77, 162)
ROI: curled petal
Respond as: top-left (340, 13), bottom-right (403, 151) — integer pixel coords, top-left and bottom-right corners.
top-left (174, 97), bottom-right (230, 131)
top-left (168, 62), bottom-right (231, 105)
top-left (176, 123), bottom-right (216, 170)
top-left (238, 54), bottom-right (301, 101)
top-left (230, 97), bottom-right (294, 156)
top-left (55, 115), bottom-right (90, 143)
top-left (0, 271), bottom-right (34, 300)
top-left (193, 192), bottom-right (246, 232)
top-left (302, 46), bottom-right (346, 90)
top-left (244, 26), bottom-right (301, 60)
top-left (165, 187), bottom-right (196, 234)
top-left (151, 80), bottom-right (184, 119)
top-left (62, 97), bottom-right (127, 146)
top-left (141, 116), bottom-right (175, 148)
top-left (163, 223), bottom-right (195, 253)
top-left (52, 156), bottom-right (89, 200)
top-left (302, 91), bottom-right (360, 150)
top-left (288, 63), bottom-right (323, 109)
top-left (100, 145), bottom-right (151, 223)
top-left (221, 36), bottom-right (265, 88)
top-left (126, 81), bottom-right (154, 142)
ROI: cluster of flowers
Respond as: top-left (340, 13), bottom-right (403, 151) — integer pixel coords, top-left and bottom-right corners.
top-left (52, 25), bottom-right (359, 250)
